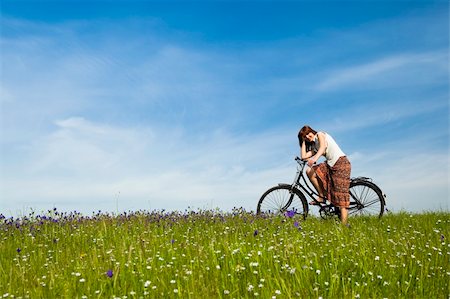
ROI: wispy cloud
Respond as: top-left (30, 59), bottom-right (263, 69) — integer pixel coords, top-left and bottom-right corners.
top-left (314, 51), bottom-right (448, 92)
top-left (1, 116), bottom-right (295, 215)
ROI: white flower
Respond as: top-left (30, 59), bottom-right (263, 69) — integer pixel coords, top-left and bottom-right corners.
top-left (316, 269), bottom-right (321, 275)
top-left (173, 289), bottom-right (178, 293)
top-left (223, 290), bottom-right (230, 295)
top-left (216, 265), bottom-right (221, 270)
top-left (248, 285), bottom-right (254, 291)
top-left (275, 290), bottom-right (281, 295)
top-left (144, 280), bottom-right (151, 288)
top-left (170, 280), bottom-right (176, 284)
top-left (375, 256), bottom-right (380, 261)
top-left (79, 278), bottom-right (85, 283)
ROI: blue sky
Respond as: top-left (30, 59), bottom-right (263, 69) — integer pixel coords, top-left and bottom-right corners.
top-left (1, 0), bottom-right (448, 217)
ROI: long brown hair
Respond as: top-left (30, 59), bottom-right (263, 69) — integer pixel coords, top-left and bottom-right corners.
top-left (298, 125), bottom-right (317, 150)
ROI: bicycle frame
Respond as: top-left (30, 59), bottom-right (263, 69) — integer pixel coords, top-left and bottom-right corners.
top-left (287, 157), bottom-right (326, 203)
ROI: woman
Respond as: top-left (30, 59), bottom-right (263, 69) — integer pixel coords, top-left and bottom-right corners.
top-left (298, 125), bottom-right (351, 224)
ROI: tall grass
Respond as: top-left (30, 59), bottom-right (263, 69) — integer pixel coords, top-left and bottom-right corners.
top-left (1, 209), bottom-right (448, 298)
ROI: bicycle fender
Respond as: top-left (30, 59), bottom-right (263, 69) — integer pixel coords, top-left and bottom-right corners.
top-left (277, 183), bottom-right (292, 187)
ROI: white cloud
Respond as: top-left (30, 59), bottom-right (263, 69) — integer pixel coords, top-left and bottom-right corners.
top-left (314, 50), bottom-right (447, 92)
top-left (0, 116), bottom-right (298, 216)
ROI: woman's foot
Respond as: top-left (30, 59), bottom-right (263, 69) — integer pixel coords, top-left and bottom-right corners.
top-left (309, 198), bottom-right (325, 205)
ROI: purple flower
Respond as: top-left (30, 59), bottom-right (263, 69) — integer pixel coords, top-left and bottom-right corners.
top-left (441, 234), bottom-right (445, 242)
top-left (106, 269), bottom-right (113, 278)
top-left (285, 210), bottom-right (295, 218)
top-left (294, 221), bottom-right (301, 230)
top-left (171, 239), bottom-right (175, 244)
top-left (16, 248), bottom-right (21, 254)
top-left (253, 229), bottom-right (258, 237)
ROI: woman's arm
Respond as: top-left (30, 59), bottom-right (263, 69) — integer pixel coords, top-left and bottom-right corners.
top-left (301, 139), bottom-right (313, 160)
top-left (308, 132), bottom-right (327, 165)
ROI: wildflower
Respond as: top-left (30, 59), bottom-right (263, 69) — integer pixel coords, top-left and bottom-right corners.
top-left (79, 278), bottom-right (85, 283)
top-left (316, 269), bottom-right (321, 275)
top-left (285, 210), bottom-right (295, 218)
top-left (294, 221), bottom-right (301, 229)
top-left (253, 229), bottom-right (258, 236)
top-left (106, 270), bottom-right (113, 278)
top-left (275, 290), bottom-right (281, 295)
top-left (16, 248), bottom-right (21, 254)
top-left (441, 234), bottom-right (445, 242)
top-left (173, 289), bottom-right (178, 293)
top-left (375, 256), bottom-right (380, 261)
top-left (144, 280), bottom-right (151, 288)
top-left (224, 290), bottom-right (230, 295)
top-left (171, 239), bottom-right (175, 244)
top-left (170, 280), bottom-right (176, 284)
top-left (248, 284), bottom-right (254, 291)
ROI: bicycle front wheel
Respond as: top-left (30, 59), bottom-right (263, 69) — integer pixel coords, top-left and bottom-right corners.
top-left (257, 185), bottom-right (308, 219)
top-left (348, 179), bottom-right (385, 217)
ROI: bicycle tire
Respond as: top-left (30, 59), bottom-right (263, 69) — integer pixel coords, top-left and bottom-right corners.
top-left (348, 179), bottom-right (385, 218)
top-left (257, 184), bottom-right (309, 219)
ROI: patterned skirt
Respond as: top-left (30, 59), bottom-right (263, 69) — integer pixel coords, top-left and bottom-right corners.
top-left (313, 156), bottom-right (351, 208)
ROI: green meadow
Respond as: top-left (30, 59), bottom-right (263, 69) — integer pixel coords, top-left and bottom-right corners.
top-left (1, 209), bottom-right (448, 298)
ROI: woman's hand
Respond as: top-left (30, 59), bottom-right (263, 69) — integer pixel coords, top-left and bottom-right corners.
top-left (307, 157), bottom-right (316, 167)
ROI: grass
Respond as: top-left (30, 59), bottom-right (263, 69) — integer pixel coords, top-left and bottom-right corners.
top-left (0, 208), bottom-right (449, 298)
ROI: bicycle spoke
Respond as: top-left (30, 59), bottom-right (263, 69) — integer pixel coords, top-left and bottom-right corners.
top-left (348, 180), bottom-right (384, 217)
top-left (257, 185), bottom-right (308, 219)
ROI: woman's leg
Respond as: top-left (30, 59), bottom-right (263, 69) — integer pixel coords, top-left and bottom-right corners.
top-left (340, 207), bottom-right (348, 225)
top-left (307, 168), bottom-right (325, 202)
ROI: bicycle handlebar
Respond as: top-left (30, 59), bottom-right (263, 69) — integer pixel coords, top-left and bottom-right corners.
top-left (295, 156), bottom-right (307, 164)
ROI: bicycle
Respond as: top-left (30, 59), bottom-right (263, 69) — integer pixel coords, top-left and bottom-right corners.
top-left (257, 157), bottom-right (386, 220)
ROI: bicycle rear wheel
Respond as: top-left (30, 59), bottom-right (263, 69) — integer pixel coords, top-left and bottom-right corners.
top-left (348, 179), bottom-right (385, 217)
top-left (257, 184), bottom-right (308, 219)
